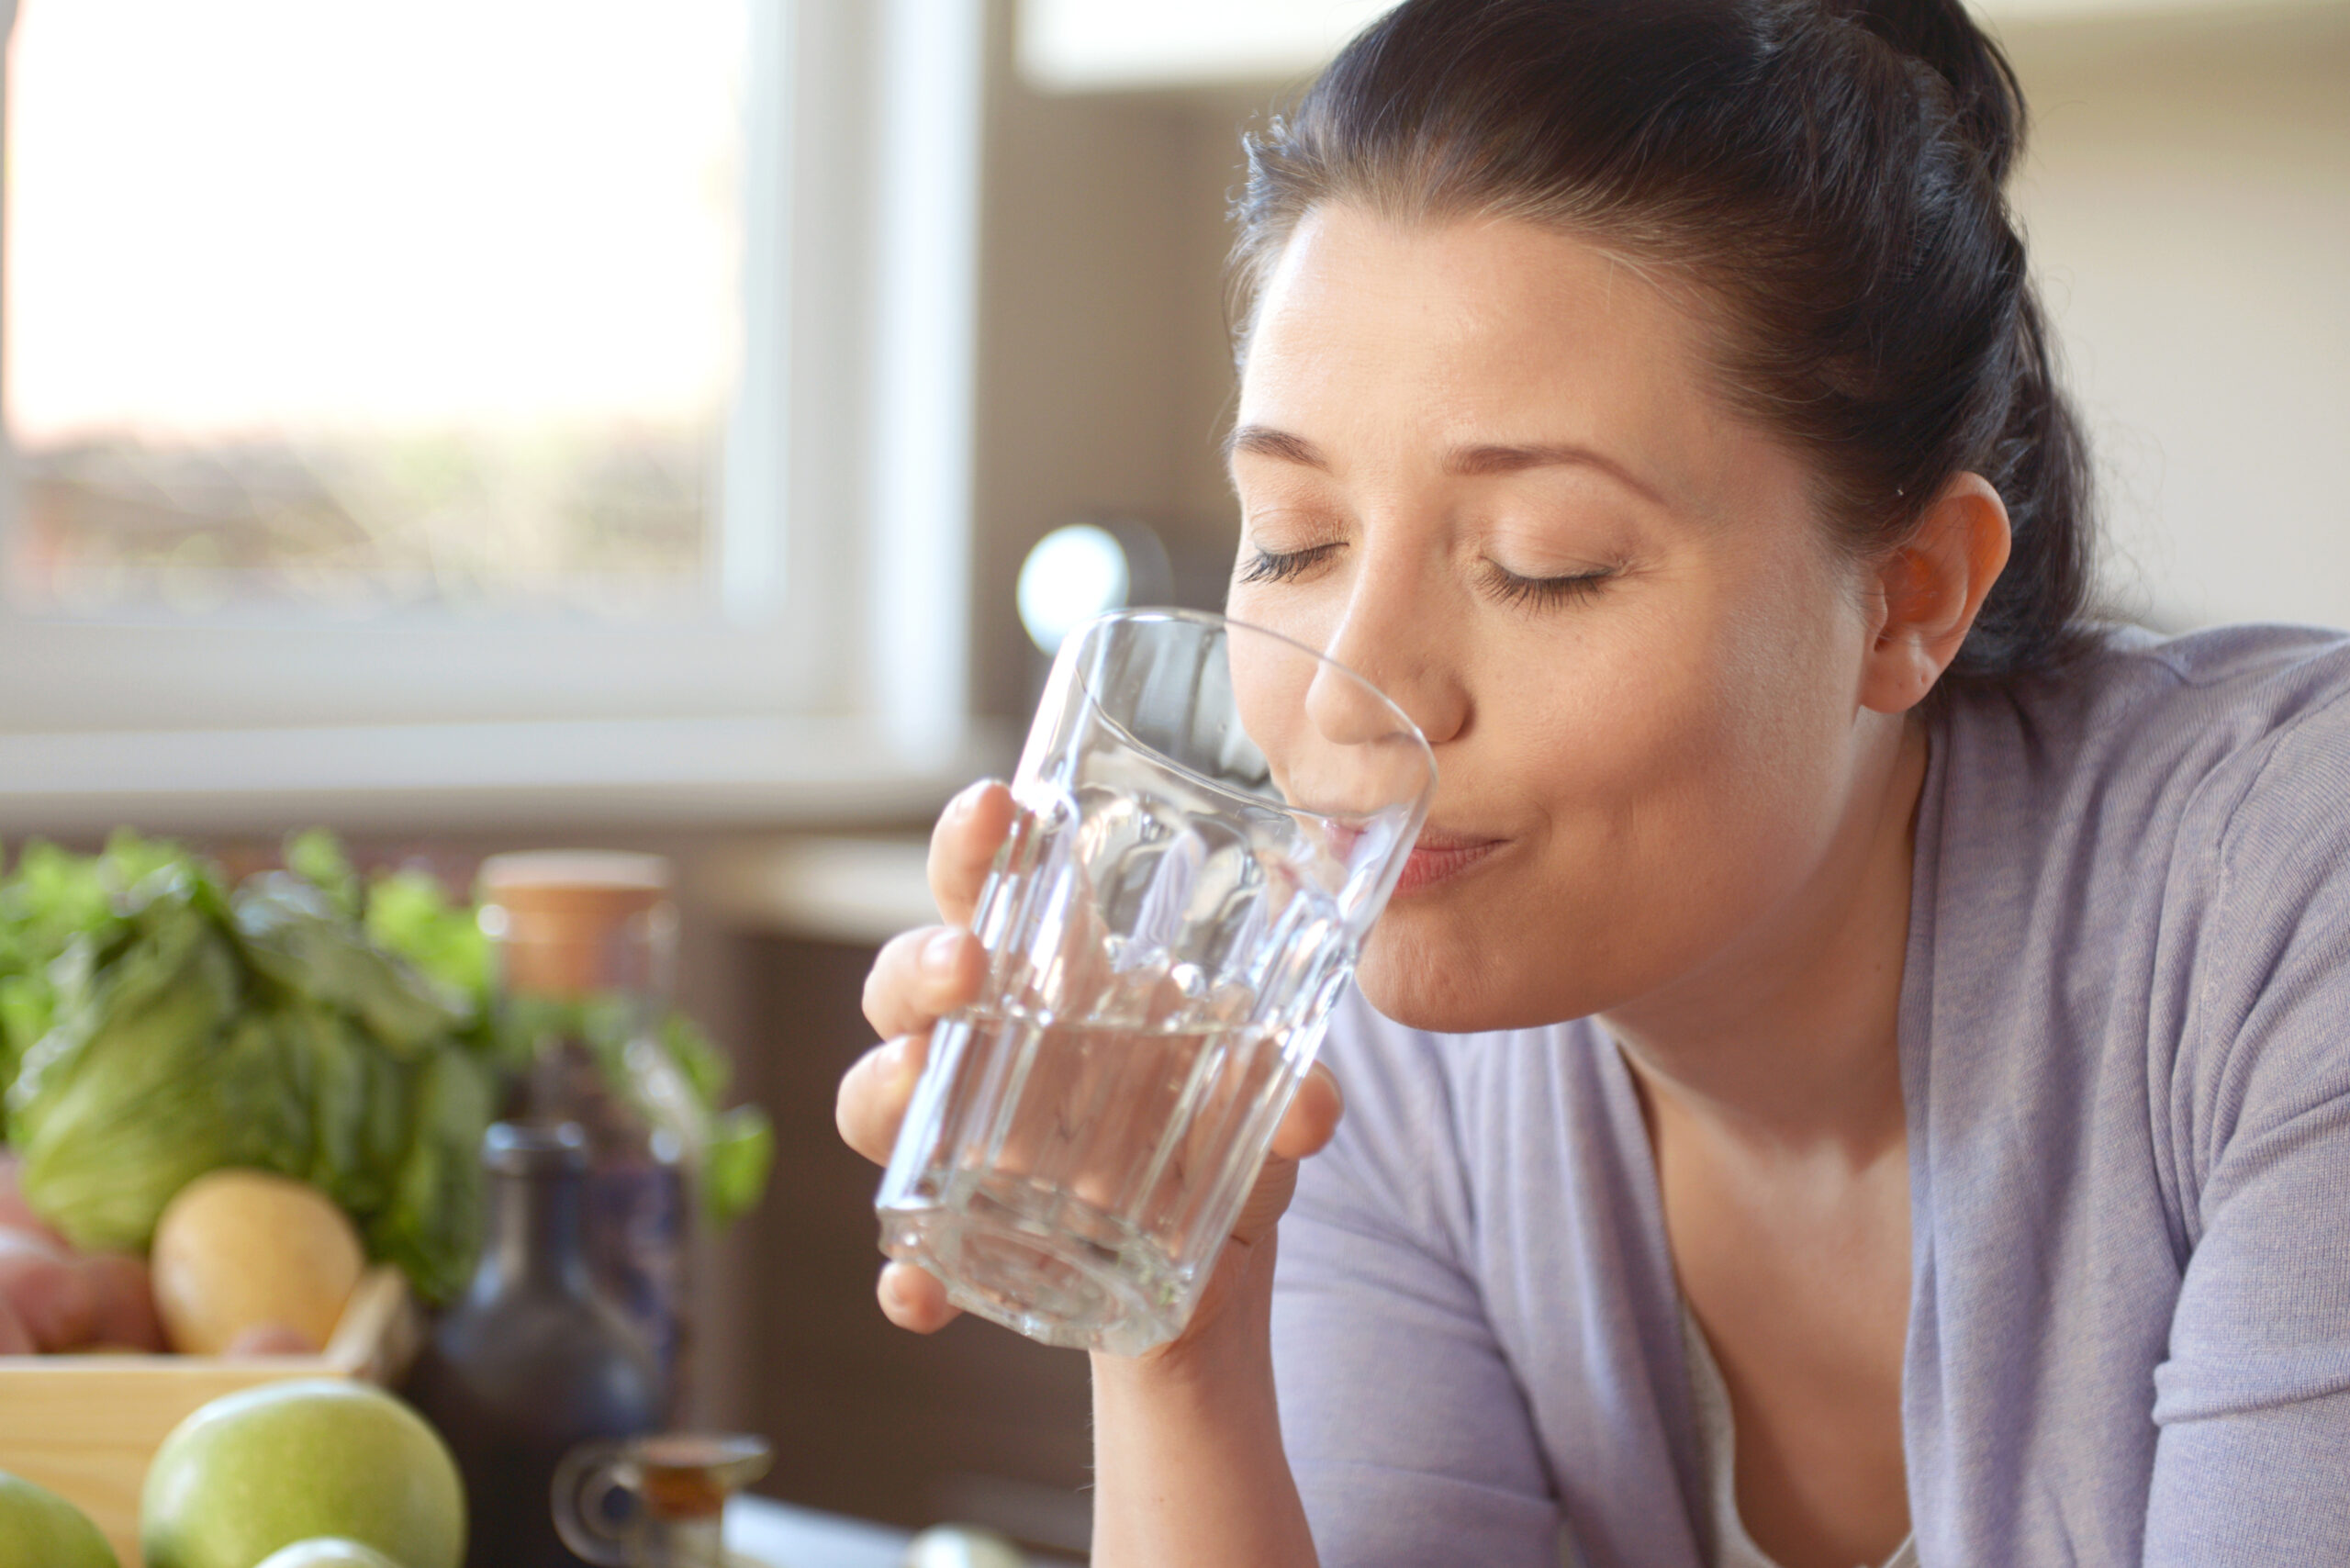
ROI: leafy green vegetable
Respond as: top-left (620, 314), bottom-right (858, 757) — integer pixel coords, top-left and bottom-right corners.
top-left (234, 872), bottom-right (471, 1058)
top-left (0, 829), bottom-right (772, 1299)
top-left (0, 837), bottom-right (489, 1297)
top-left (382, 851), bottom-right (775, 1226)
top-left (284, 827), bottom-right (362, 922)
top-left (364, 868), bottom-right (493, 1025)
top-left (702, 1104), bottom-right (777, 1226)
top-left (370, 1048), bottom-right (498, 1303)
top-left (0, 831), bottom-right (191, 1086)
top-left (6, 873), bottom-right (249, 1249)
top-left (504, 997), bottom-right (774, 1226)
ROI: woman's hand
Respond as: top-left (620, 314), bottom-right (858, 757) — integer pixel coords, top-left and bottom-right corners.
top-left (841, 778), bottom-right (1334, 1563)
top-left (834, 778), bottom-right (1347, 1350)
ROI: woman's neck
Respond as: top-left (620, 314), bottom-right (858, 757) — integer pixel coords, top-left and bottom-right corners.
top-left (1601, 711), bottom-right (1930, 1162)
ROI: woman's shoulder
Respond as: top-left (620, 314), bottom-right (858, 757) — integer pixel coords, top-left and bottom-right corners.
top-left (1958, 620), bottom-right (2350, 767)
top-left (1921, 621), bottom-right (2350, 1204)
top-left (2153, 625), bottom-right (2350, 883)
top-left (2100, 618), bottom-right (2350, 688)
top-left (1936, 621), bottom-right (2350, 863)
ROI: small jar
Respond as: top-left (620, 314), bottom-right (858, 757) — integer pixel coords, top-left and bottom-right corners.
top-left (478, 851), bottom-right (692, 1417)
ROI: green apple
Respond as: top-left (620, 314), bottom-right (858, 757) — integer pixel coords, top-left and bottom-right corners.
top-left (0, 1470), bottom-right (117, 1568)
top-left (255, 1539), bottom-right (408, 1568)
top-left (141, 1379), bottom-right (463, 1568)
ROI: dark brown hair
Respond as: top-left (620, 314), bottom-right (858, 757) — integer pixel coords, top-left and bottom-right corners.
top-left (1232, 0), bottom-right (2095, 685)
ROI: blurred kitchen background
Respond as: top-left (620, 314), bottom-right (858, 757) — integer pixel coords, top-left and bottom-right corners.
top-left (1, 0), bottom-right (2343, 1556)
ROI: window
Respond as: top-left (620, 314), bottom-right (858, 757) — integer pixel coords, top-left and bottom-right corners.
top-left (8, 0), bottom-right (744, 621)
top-left (0, 0), bottom-right (983, 819)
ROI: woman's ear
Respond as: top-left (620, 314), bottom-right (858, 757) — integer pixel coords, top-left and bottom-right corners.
top-left (1858, 471), bottom-right (2012, 714)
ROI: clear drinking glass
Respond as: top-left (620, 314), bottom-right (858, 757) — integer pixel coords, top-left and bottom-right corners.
top-left (876, 608), bottom-right (1437, 1355)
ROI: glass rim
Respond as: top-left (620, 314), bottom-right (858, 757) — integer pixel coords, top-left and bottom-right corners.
top-left (1062, 606), bottom-right (1439, 823)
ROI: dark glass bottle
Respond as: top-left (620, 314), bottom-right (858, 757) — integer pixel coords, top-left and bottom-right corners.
top-left (479, 852), bottom-right (694, 1415)
top-left (405, 1122), bottom-right (662, 1568)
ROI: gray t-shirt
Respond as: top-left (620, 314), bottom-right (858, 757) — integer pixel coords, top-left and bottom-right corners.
top-left (1271, 623), bottom-right (2350, 1567)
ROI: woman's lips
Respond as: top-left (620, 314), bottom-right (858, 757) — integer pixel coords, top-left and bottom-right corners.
top-left (1393, 833), bottom-right (1505, 895)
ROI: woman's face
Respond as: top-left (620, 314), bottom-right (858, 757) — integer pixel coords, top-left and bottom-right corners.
top-left (1225, 205), bottom-right (1902, 1035)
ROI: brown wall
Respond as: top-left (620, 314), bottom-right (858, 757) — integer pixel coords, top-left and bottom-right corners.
top-left (723, 932), bottom-right (1094, 1552)
top-left (966, 7), bottom-right (1281, 723)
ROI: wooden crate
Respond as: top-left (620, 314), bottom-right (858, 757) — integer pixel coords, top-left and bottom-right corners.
top-left (0, 1265), bottom-right (421, 1568)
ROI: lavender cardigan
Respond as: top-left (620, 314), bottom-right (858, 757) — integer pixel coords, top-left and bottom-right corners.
top-left (1272, 624), bottom-right (2350, 1566)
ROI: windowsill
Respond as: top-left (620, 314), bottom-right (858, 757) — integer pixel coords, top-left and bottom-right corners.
top-left (0, 714), bottom-right (1013, 837)
top-left (693, 831), bottom-right (939, 946)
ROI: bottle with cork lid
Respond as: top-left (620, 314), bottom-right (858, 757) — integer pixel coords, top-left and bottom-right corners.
top-left (479, 850), bottom-right (675, 1002)
top-left (478, 850), bottom-right (693, 1418)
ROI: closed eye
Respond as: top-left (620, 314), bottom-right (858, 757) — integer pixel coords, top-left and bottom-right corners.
top-left (1237, 543), bottom-right (1344, 585)
top-left (1481, 563), bottom-right (1614, 609)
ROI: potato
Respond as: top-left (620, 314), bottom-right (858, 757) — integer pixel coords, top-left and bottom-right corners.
top-left (0, 1295), bottom-right (32, 1355)
top-left (224, 1322), bottom-right (319, 1358)
top-left (0, 1227), bottom-right (96, 1350)
top-left (80, 1250), bottom-right (166, 1351)
top-left (151, 1170), bottom-right (364, 1356)
top-left (0, 1226), bottom-right (162, 1353)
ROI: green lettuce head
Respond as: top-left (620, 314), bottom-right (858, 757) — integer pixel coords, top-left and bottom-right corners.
top-left (5, 870), bottom-right (256, 1249)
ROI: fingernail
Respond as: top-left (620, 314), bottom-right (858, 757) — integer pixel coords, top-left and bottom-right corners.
top-left (923, 928), bottom-right (961, 978)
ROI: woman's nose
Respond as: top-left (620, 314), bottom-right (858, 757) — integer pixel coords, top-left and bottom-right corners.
top-left (1313, 588), bottom-right (1469, 751)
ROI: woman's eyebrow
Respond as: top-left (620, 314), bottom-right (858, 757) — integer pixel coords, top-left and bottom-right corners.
top-left (1448, 442), bottom-right (1665, 506)
top-left (1228, 423), bottom-right (1666, 509)
top-left (1225, 424), bottom-right (1326, 467)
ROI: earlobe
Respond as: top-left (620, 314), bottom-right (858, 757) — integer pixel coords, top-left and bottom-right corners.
top-left (1859, 473), bottom-right (2012, 714)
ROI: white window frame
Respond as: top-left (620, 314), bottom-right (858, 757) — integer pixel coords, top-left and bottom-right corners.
top-left (0, 0), bottom-right (990, 830)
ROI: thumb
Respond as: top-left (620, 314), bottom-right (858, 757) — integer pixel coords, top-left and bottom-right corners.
top-left (1270, 1063), bottom-right (1344, 1161)
top-left (1231, 1065), bottom-right (1344, 1245)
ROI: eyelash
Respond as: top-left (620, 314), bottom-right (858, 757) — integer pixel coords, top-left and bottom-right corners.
top-left (1238, 543), bottom-right (1617, 609)
top-left (1482, 564), bottom-right (1615, 609)
top-left (1237, 543), bottom-right (1342, 584)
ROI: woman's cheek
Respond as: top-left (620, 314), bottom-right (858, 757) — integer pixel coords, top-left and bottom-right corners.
top-left (1222, 580), bottom-right (1273, 629)
top-left (1501, 606), bottom-right (1711, 791)
top-left (1225, 580), bottom-right (1338, 655)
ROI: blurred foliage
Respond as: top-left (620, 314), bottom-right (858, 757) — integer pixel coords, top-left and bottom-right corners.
top-left (0, 830), bottom-right (772, 1301)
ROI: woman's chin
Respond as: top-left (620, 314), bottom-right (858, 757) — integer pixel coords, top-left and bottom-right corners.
top-left (1352, 922), bottom-right (1537, 1036)
top-left (1351, 901), bottom-right (1628, 1036)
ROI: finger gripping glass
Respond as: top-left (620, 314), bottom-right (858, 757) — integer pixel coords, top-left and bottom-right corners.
top-left (875, 610), bottom-right (1436, 1355)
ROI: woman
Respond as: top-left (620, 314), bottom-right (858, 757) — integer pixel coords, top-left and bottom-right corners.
top-left (838, 2), bottom-right (2350, 1564)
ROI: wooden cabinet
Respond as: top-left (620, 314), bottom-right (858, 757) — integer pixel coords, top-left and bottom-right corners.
top-left (725, 934), bottom-right (1093, 1559)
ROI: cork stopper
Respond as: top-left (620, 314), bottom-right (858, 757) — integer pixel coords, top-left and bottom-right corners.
top-left (479, 851), bottom-right (674, 1001)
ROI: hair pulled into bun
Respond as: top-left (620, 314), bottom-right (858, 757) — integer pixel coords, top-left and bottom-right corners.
top-left (1235, 0), bottom-right (2096, 688)
top-left (1846, 0), bottom-right (2027, 184)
